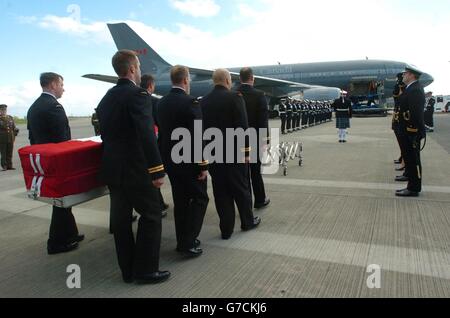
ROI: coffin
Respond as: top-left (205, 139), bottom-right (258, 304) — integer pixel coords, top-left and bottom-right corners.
top-left (18, 137), bottom-right (108, 208)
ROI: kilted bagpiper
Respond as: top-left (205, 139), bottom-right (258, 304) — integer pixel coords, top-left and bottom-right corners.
top-left (332, 91), bottom-right (353, 143)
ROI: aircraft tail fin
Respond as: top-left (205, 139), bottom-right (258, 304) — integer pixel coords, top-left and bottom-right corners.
top-left (107, 23), bottom-right (172, 74)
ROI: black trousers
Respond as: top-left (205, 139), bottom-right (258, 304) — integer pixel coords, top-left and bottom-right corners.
top-left (302, 113), bottom-right (308, 126)
top-left (250, 160), bottom-right (267, 205)
top-left (286, 113), bottom-right (292, 130)
top-left (109, 185), bottom-right (162, 277)
top-left (399, 134), bottom-right (422, 192)
top-left (280, 114), bottom-right (287, 133)
top-left (168, 172), bottom-right (209, 250)
top-left (424, 110), bottom-right (434, 128)
top-left (209, 164), bottom-right (255, 236)
top-left (292, 114), bottom-right (298, 129)
top-left (48, 207), bottom-right (79, 247)
top-left (0, 142), bottom-right (13, 169)
top-left (296, 113), bottom-right (301, 128)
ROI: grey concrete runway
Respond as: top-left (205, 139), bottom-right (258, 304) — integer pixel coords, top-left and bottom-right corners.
top-left (0, 114), bottom-right (449, 298)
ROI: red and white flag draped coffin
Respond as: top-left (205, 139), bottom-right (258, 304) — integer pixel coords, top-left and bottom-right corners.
top-left (18, 137), bottom-right (108, 208)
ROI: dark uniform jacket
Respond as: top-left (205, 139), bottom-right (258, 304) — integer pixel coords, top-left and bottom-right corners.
top-left (157, 88), bottom-right (208, 175)
top-left (0, 115), bottom-right (17, 144)
top-left (426, 97), bottom-right (436, 113)
top-left (332, 97), bottom-right (353, 118)
top-left (96, 78), bottom-right (165, 187)
top-left (27, 93), bottom-right (71, 145)
top-left (201, 85), bottom-right (250, 163)
top-left (237, 84), bottom-right (269, 145)
top-left (398, 81), bottom-right (426, 137)
top-left (392, 83), bottom-right (405, 130)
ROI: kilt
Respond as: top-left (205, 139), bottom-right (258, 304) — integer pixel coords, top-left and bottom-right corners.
top-left (336, 117), bottom-right (350, 129)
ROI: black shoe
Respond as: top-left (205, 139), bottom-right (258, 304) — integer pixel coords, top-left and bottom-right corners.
top-left (339, 140), bottom-right (343, 143)
top-left (242, 216), bottom-right (261, 231)
top-left (394, 159), bottom-right (402, 164)
top-left (161, 210), bottom-right (168, 218)
top-left (70, 234), bottom-right (85, 243)
top-left (194, 239), bottom-right (201, 248)
top-left (135, 271), bottom-right (171, 285)
top-left (47, 242), bottom-right (79, 255)
top-left (254, 198), bottom-right (270, 209)
top-left (178, 247), bottom-right (203, 258)
top-left (221, 233), bottom-right (232, 240)
top-left (342, 140), bottom-right (347, 143)
top-left (123, 275), bottom-right (134, 284)
top-left (395, 166), bottom-right (405, 171)
top-left (162, 203), bottom-right (169, 211)
top-left (7, 167), bottom-right (16, 170)
top-left (395, 176), bottom-right (409, 182)
top-left (395, 189), bottom-right (419, 197)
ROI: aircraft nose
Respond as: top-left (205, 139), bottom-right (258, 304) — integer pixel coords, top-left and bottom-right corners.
top-left (420, 72), bottom-right (434, 87)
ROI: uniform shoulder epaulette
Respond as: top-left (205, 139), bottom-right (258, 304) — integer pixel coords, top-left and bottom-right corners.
top-left (55, 104), bottom-right (63, 109)
top-left (139, 89), bottom-right (149, 96)
top-left (191, 97), bottom-right (200, 105)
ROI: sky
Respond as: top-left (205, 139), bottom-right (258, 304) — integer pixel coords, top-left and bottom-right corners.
top-left (1, 0), bottom-right (450, 117)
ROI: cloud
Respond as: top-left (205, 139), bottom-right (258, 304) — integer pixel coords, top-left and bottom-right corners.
top-left (169, 0), bottom-right (221, 18)
top-left (18, 14), bottom-right (112, 44)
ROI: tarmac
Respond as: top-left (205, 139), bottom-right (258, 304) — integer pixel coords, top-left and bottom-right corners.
top-left (0, 114), bottom-right (449, 298)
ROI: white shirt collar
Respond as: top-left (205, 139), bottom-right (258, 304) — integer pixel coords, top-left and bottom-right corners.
top-left (42, 92), bottom-right (57, 100)
top-left (406, 80), bottom-right (417, 90)
top-left (172, 86), bottom-right (186, 92)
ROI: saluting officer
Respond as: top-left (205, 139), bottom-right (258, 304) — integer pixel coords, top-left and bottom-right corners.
top-left (332, 91), bottom-right (352, 143)
top-left (157, 66), bottom-right (209, 258)
top-left (201, 69), bottom-right (261, 240)
top-left (237, 67), bottom-right (270, 210)
top-left (0, 104), bottom-right (18, 171)
top-left (27, 72), bottom-right (84, 255)
top-left (395, 66), bottom-right (426, 197)
top-left (96, 50), bottom-right (170, 284)
top-left (279, 100), bottom-right (287, 134)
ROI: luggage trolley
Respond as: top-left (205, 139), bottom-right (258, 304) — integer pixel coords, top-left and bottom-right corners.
top-left (263, 141), bottom-right (303, 176)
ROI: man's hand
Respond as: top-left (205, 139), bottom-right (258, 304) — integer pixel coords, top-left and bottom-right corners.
top-left (198, 170), bottom-right (208, 181)
top-left (152, 177), bottom-right (165, 188)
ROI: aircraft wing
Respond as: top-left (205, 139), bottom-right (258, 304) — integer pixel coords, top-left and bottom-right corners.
top-left (82, 74), bottom-right (119, 84)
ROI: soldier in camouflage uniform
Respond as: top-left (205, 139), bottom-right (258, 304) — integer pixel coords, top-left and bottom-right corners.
top-left (0, 104), bottom-right (18, 171)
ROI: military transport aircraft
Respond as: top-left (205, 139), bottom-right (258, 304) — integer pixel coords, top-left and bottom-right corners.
top-left (84, 23), bottom-right (434, 102)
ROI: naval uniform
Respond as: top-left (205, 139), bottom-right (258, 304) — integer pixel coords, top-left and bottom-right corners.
top-left (398, 81), bottom-right (426, 193)
top-left (201, 85), bottom-right (257, 238)
top-left (424, 96), bottom-right (435, 130)
top-left (392, 83), bottom-right (406, 165)
top-left (279, 102), bottom-right (287, 134)
top-left (157, 87), bottom-right (209, 251)
top-left (0, 113), bottom-right (17, 170)
top-left (237, 84), bottom-right (269, 207)
top-left (27, 93), bottom-right (80, 252)
top-left (96, 78), bottom-right (165, 280)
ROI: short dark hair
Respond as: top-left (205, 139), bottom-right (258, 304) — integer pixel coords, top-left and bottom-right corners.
top-left (170, 65), bottom-right (189, 85)
top-left (40, 72), bottom-right (63, 88)
top-left (140, 74), bottom-right (155, 89)
top-left (112, 50), bottom-right (138, 77)
top-left (240, 67), bottom-right (254, 82)
top-left (0, 104), bottom-right (7, 109)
